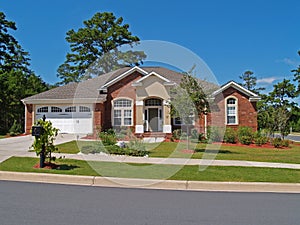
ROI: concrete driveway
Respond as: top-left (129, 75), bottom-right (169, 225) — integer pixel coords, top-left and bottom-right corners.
top-left (0, 134), bottom-right (78, 163)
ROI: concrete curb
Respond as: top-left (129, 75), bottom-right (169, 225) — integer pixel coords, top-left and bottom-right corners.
top-left (1, 171), bottom-right (300, 193)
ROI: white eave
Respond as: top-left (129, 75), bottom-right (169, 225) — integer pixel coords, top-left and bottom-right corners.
top-left (132, 71), bottom-right (176, 87)
top-left (211, 81), bottom-right (261, 102)
top-left (21, 97), bottom-right (106, 105)
top-left (99, 66), bottom-right (148, 91)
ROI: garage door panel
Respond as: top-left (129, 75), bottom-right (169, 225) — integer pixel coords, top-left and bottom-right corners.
top-left (49, 119), bottom-right (92, 134)
top-left (35, 105), bottom-right (93, 134)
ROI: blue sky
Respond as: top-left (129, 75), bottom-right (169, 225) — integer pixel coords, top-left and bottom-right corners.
top-left (1, 0), bottom-right (300, 92)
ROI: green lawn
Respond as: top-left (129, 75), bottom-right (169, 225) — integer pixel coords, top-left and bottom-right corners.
top-left (57, 141), bottom-right (300, 164)
top-left (1, 156), bottom-right (300, 183)
top-left (0, 135), bottom-right (6, 139)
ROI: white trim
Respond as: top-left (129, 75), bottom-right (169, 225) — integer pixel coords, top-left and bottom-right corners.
top-left (163, 125), bottom-right (172, 133)
top-left (134, 71), bottom-right (171, 83)
top-left (136, 100), bottom-right (144, 106)
top-left (212, 81), bottom-right (260, 101)
top-left (112, 98), bottom-right (133, 127)
top-left (132, 71), bottom-right (176, 87)
top-left (163, 100), bottom-right (170, 106)
top-left (135, 125), bottom-right (144, 134)
top-left (22, 98), bottom-right (106, 104)
top-left (204, 114), bottom-right (208, 138)
top-left (249, 97), bottom-right (261, 102)
top-left (99, 66), bottom-right (148, 90)
top-left (225, 96), bottom-right (239, 125)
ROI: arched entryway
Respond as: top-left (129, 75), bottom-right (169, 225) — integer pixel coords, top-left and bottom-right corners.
top-left (144, 98), bottom-right (163, 132)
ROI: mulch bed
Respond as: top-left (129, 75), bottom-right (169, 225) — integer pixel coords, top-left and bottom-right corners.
top-left (33, 162), bottom-right (59, 169)
top-left (216, 142), bottom-right (290, 149)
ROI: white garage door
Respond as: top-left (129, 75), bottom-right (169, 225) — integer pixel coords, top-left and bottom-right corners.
top-left (35, 105), bottom-right (93, 134)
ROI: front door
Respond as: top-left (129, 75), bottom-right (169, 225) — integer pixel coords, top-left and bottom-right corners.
top-left (148, 108), bottom-right (159, 132)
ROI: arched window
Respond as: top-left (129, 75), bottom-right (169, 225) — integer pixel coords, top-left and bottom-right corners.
top-left (37, 106), bottom-right (48, 113)
top-left (51, 106), bottom-right (62, 113)
top-left (112, 99), bottom-right (133, 126)
top-left (145, 99), bottom-right (162, 106)
top-left (226, 97), bottom-right (238, 124)
top-left (79, 106), bottom-right (91, 112)
top-left (65, 106), bottom-right (76, 112)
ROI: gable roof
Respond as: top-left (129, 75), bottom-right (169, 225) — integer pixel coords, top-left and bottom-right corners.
top-left (131, 71), bottom-right (176, 87)
top-left (211, 80), bottom-right (261, 102)
top-left (22, 66), bottom-right (219, 104)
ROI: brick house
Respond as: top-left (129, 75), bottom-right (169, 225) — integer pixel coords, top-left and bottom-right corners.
top-left (22, 66), bottom-right (260, 136)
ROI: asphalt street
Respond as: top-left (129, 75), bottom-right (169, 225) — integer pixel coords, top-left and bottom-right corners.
top-left (0, 181), bottom-right (299, 225)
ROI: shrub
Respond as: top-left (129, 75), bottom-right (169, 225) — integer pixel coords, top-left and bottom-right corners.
top-left (191, 129), bottom-right (199, 140)
top-left (224, 128), bottom-right (237, 143)
top-left (254, 136), bottom-right (268, 146)
top-left (198, 133), bottom-right (205, 142)
top-left (207, 126), bottom-right (224, 142)
top-left (239, 136), bottom-right (253, 145)
top-left (180, 132), bottom-right (188, 140)
top-left (126, 139), bottom-right (149, 156)
top-left (9, 120), bottom-right (22, 136)
top-left (81, 144), bottom-right (101, 154)
top-left (253, 131), bottom-right (268, 146)
top-left (282, 139), bottom-right (290, 147)
top-left (272, 138), bottom-right (283, 148)
top-left (172, 129), bottom-right (182, 140)
top-left (238, 126), bottom-right (254, 144)
top-left (99, 130), bottom-right (117, 146)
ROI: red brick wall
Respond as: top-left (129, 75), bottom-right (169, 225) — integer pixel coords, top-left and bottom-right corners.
top-left (208, 87), bottom-right (258, 130)
top-left (25, 104), bottom-right (33, 134)
top-left (94, 103), bottom-right (104, 135)
top-left (103, 71), bottom-right (142, 131)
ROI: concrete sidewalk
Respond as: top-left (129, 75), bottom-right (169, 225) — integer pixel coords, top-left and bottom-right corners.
top-left (49, 153), bottom-right (300, 170)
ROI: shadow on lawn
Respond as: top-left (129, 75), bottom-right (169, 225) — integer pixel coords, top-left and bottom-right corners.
top-left (194, 148), bottom-right (235, 154)
top-left (56, 164), bottom-right (79, 171)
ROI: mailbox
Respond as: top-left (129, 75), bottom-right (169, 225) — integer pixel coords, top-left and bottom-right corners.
top-left (32, 126), bottom-right (43, 137)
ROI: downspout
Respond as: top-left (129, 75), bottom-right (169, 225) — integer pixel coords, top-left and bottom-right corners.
top-left (204, 114), bottom-right (207, 138)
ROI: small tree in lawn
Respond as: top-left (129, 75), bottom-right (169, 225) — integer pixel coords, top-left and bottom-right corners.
top-left (169, 68), bottom-right (209, 149)
top-left (31, 119), bottom-right (59, 166)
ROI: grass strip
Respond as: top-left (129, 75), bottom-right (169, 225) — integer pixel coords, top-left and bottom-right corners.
top-left (1, 156), bottom-right (300, 183)
top-left (57, 141), bottom-right (300, 164)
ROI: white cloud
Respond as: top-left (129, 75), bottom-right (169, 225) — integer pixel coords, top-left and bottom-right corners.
top-left (257, 77), bottom-right (279, 84)
top-left (277, 58), bottom-right (300, 67)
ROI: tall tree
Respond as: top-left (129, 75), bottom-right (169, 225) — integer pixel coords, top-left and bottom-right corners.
top-left (292, 50), bottom-right (300, 94)
top-left (239, 70), bottom-right (265, 94)
top-left (259, 79), bottom-right (297, 139)
top-left (269, 79), bottom-right (297, 107)
top-left (0, 12), bottom-right (49, 134)
top-left (57, 12), bottom-right (146, 84)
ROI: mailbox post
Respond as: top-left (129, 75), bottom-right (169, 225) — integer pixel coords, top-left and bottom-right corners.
top-left (32, 115), bottom-right (46, 168)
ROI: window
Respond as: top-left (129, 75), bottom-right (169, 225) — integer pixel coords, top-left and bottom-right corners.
top-left (113, 110), bottom-right (122, 126)
top-left (113, 99), bottom-right (133, 126)
top-left (226, 97), bottom-right (238, 124)
top-left (145, 99), bottom-right (162, 106)
top-left (37, 107), bottom-right (48, 113)
top-left (114, 99), bottom-right (131, 107)
top-left (65, 106), bottom-right (76, 112)
top-left (79, 106), bottom-right (91, 112)
top-left (51, 106), bottom-right (62, 113)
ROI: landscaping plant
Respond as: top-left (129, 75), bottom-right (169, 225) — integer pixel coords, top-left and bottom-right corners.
top-left (224, 127), bottom-right (237, 143)
top-left (238, 126), bottom-right (254, 145)
top-left (31, 119), bottom-right (59, 164)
